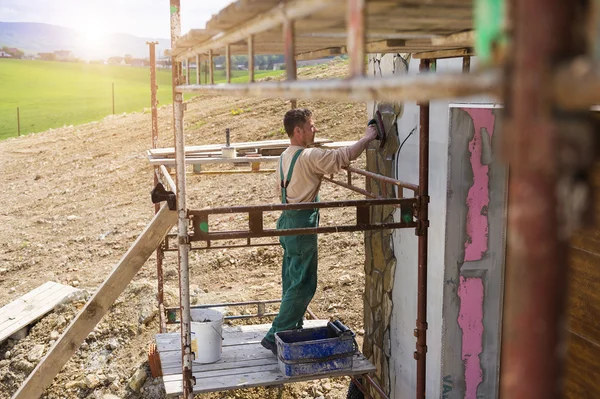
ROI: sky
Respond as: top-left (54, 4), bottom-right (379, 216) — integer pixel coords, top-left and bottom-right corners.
top-left (0, 0), bottom-right (234, 38)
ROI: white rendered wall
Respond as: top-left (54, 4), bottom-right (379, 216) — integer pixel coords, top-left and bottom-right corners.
top-left (384, 56), bottom-right (497, 399)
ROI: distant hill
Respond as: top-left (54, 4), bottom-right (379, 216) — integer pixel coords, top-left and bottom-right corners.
top-left (0, 22), bottom-right (171, 60)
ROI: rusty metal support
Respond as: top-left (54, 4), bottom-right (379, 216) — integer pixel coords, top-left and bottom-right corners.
top-left (283, 18), bottom-right (297, 109)
top-left (148, 40), bottom-right (166, 334)
top-left (344, 166), bottom-right (419, 193)
top-left (500, 0), bottom-right (589, 398)
top-left (415, 58), bottom-right (431, 399)
top-left (364, 373), bottom-right (390, 399)
top-left (248, 35), bottom-right (255, 83)
top-left (347, 0), bottom-right (366, 77)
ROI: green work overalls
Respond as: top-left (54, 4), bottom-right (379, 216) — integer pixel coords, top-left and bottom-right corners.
top-left (264, 149), bottom-right (319, 344)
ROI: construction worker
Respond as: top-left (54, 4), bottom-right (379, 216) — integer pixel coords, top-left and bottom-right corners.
top-left (261, 108), bottom-right (378, 355)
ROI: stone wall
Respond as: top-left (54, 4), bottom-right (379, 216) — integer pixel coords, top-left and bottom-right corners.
top-left (362, 53), bottom-right (409, 396)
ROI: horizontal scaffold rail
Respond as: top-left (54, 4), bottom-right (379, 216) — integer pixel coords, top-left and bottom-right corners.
top-left (175, 71), bottom-right (500, 103)
top-left (188, 198), bottom-right (417, 241)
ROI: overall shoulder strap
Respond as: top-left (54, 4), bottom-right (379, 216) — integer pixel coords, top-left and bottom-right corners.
top-left (280, 149), bottom-right (304, 204)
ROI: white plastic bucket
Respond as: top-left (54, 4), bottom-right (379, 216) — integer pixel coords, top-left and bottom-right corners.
top-left (190, 308), bottom-right (224, 364)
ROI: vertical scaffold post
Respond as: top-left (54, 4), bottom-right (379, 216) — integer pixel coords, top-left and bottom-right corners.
top-left (147, 40), bottom-right (166, 333)
top-left (347, 0), bottom-right (366, 77)
top-left (500, 0), bottom-right (588, 398)
top-left (174, 91), bottom-right (193, 397)
top-left (415, 58), bottom-right (431, 399)
top-left (185, 58), bottom-right (190, 84)
top-left (462, 56), bottom-right (471, 73)
top-left (283, 19), bottom-right (296, 109)
top-left (248, 35), bottom-right (255, 83)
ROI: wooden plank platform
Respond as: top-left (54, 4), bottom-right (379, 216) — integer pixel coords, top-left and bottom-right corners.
top-left (157, 320), bottom-right (376, 396)
top-left (0, 281), bottom-right (80, 343)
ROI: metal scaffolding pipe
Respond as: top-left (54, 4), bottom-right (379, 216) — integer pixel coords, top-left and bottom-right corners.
top-left (344, 166), bottom-right (419, 192)
top-left (174, 92), bottom-right (193, 397)
top-left (148, 40), bottom-right (166, 333)
top-left (347, 0), bottom-right (366, 77)
top-left (283, 17), bottom-right (297, 109)
top-left (415, 58), bottom-right (431, 399)
top-left (175, 71), bottom-right (500, 103)
top-left (176, 0), bottom-right (344, 61)
top-left (500, 0), bottom-right (583, 398)
top-left (196, 54), bottom-right (200, 84)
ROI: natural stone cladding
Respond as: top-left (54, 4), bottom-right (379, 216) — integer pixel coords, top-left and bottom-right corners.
top-left (363, 53), bottom-right (410, 397)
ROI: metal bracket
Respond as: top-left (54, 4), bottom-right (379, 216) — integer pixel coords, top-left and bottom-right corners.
top-left (151, 183), bottom-right (176, 211)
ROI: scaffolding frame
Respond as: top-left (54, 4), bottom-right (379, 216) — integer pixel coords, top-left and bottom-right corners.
top-left (160, 1), bottom-right (599, 399)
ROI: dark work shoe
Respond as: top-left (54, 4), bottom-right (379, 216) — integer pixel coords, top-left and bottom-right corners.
top-left (260, 337), bottom-right (277, 356)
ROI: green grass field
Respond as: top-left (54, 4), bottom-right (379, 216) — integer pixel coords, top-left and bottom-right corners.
top-left (0, 59), bottom-right (284, 140)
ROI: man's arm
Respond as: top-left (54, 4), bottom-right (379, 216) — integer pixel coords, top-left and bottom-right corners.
top-left (347, 125), bottom-right (378, 160)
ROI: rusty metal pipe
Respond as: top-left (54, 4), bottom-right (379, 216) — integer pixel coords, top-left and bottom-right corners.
top-left (347, 0), bottom-right (366, 77)
top-left (148, 41), bottom-right (166, 333)
top-left (365, 373), bottom-right (390, 399)
top-left (415, 58), bottom-right (431, 399)
top-left (188, 198), bottom-right (416, 215)
top-left (283, 17), bottom-right (297, 109)
top-left (500, 0), bottom-right (582, 398)
top-left (344, 166), bottom-right (418, 192)
top-left (322, 176), bottom-right (379, 198)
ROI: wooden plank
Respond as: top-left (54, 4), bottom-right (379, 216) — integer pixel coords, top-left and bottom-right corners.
top-left (0, 285), bottom-right (79, 340)
top-left (161, 345), bottom-right (276, 374)
top-left (148, 156), bottom-right (279, 166)
top-left (567, 248), bottom-right (600, 345)
top-left (413, 47), bottom-right (473, 59)
top-left (147, 138), bottom-right (333, 157)
top-left (156, 320), bottom-right (327, 352)
top-left (431, 30), bottom-right (475, 46)
top-left (12, 205), bottom-right (177, 399)
top-left (564, 330), bottom-right (600, 398)
top-left (0, 282), bottom-right (80, 343)
top-left (163, 352), bottom-right (375, 396)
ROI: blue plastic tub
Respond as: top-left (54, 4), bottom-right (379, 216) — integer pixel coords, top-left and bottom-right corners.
top-left (275, 322), bottom-right (356, 377)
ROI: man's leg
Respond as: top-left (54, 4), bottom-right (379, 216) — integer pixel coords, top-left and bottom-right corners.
top-left (262, 236), bottom-right (317, 347)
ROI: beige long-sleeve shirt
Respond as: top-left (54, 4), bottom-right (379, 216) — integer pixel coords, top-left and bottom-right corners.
top-left (275, 145), bottom-right (352, 203)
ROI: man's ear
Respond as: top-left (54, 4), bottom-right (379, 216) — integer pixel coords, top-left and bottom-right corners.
top-left (293, 125), bottom-right (302, 137)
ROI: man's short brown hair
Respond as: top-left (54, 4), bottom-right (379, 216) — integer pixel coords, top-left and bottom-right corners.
top-left (283, 108), bottom-right (312, 137)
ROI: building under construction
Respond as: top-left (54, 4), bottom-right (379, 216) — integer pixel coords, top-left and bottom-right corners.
top-left (12, 1), bottom-right (600, 399)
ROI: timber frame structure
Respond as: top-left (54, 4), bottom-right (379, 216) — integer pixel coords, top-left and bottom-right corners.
top-left (155, 0), bottom-right (600, 398)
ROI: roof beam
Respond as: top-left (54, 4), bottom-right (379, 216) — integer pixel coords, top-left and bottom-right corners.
top-left (176, 0), bottom-right (345, 61)
top-left (431, 30), bottom-right (474, 47)
top-left (295, 47), bottom-right (343, 61)
top-left (413, 47), bottom-right (474, 59)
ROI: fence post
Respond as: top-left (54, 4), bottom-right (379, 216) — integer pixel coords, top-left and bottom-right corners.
top-left (17, 107), bottom-right (20, 137)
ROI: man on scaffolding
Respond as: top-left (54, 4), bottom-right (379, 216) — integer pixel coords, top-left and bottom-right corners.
top-left (261, 108), bottom-right (378, 355)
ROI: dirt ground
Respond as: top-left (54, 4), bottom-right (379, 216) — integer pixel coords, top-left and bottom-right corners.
top-left (0, 60), bottom-right (371, 399)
